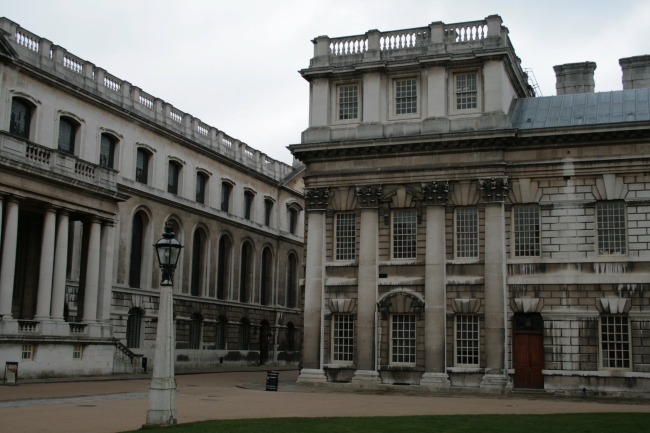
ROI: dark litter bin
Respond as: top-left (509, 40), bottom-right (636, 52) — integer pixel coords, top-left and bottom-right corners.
top-left (266, 370), bottom-right (279, 391)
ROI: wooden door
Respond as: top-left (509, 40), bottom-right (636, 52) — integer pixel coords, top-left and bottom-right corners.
top-left (513, 333), bottom-right (544, 389)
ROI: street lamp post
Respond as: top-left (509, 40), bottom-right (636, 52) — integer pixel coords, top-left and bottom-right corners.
top-left (145, 226), bottom-right (182, 427)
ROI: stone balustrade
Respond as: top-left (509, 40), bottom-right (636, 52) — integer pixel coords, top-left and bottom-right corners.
top-left (0, 18), bottom-right (296, 182)
top-left (69, 323), bottom-right (87, 334)
top-left (18, 320), bottom-right (40, 333)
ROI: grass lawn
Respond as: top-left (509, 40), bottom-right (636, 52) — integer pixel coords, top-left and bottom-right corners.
top-left (127, 413), bottom-right (650, 432)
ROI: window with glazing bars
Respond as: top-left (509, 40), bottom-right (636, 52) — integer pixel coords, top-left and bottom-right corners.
top-left (10, 98), bottom-right (31, 139)
top-left (456, 73), bottom-right (477, 110)
top-left (239, 320), bottom-right (249, 350)
top-left (264, 200), bottom-right (273, 226)
top-left (289, 208), bottom-right (297, 234)
top-left (196, 172), bottom-right (206, 204)
top-left (455, 314), bottom-right (479, 366)
top-left (244, 192), bottom-right (253, 220)
top-left (126, 308), bottom-right (142, 348)
top-left (129, 213), bottom-right (144, 288)
top-left (395, 79), bottom-right (417, 114)
top-left (514, 206), bottom-right (541, 257)
top-left (22, 344), bottom-right (33, 360)
top-left (391, 314), bottom-right (416, 365)
top-left (167, 162), bottom-right (180, 195)
top-left (99, 134), bottom-right (115, 168)
top-left (191, 231), bottom-right (202, 296)
top-left (597, 202), bottom-right (627, 255)
top-left (332, 314), bottom-right (354, 363)
top-left (338, 84), bottom-right (358, 120)
top-left (73, 344), bottom-right (83, 360)
top-left (455, 207), bottom-right (478, 258)
top-left (135, 149), bottom-right (149, 184)
top-left (216, 238), bottom-right (227, 300)
top-left (58, 118), bottom-right (76, 154)
top-left (221, 183), bottom-right (231, 212)
top-left (239, 244), bottom-right (249, 303)
top-left (335, 213), bottom-right (356, 261)
top-left (392, 210), bottom-right (417, 259)
top-left (601, 315), bottom-right (630, 369)
top-left (260, 249), bottom-right (271, 305)
top-left (189, 315), bottom-right (202, 350)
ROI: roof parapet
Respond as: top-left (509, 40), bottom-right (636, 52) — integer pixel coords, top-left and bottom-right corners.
top-left (620, 55), bottom-right (650, 90)
top-left (553, 62), bottom-right (597, 95)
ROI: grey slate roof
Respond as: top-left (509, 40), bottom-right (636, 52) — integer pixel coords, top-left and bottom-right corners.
top-left (510, 88), bottom-right (650, 129)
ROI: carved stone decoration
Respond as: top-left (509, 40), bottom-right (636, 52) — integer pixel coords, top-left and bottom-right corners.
top-left (592, 174), bottom-right (628, 201)
top-left (478, 177), bottom-right (509, 203)
top-left (597, 297), bottom-right (631, 314)
top-left (450, 298), bottom-right (481, 314)
top-left (329, 298), bottom-right (357, 313)
top-left (421, 180), bottom-right (450, 206)
top-left (304, 187), bottom-right (330, 211)
top-left (355, 185), bottom-right (383, 208)
top-left (510, 298), bottom-right (543, 313)
top-left (377, 291), bottom-right (425, 320)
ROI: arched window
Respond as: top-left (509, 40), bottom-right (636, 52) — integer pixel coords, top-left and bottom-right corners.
top-left (189, 313), bottom-right (202, 350)
top-left (239, 242), bottom-right (253, 303)
top-left (286, 254), bottom-right (296, 308)
top-left (238, 318), bottom-right (249, 350)
top-left (190, 230), bottom-right (203, 297)
top-left (126, 308), bottom-right (142, 349)
top-left (260, 248), bottom-right (272, 305)
top-left (196, 172), bottom-right (207, 204)
top-left (216, 316), bottom-right (227, 350)
top-left (216, 236), bottom-right (231, 300)
top-left (244, 191), bottom-right (254, 220)
top-left (221, 182), bottom-right (232, 212)
top-left (135, 148), bottom-right (150, 184)
top-left (168, 161), bottom-right (181, 195)
top-left (264, 199), bottom-right (273, 227)
top-left (9, 98), bottom-right (32, 139)
top-left (99, 133), bottom-right (116, 169)
top-left (288, 208), bottom-right (297, 234)
top-left (286, 322), bottom-right (295, 352)
top-left (57, 117), bottom-right (77, 154)
top-left (129, 212), bottom-right (145, 288)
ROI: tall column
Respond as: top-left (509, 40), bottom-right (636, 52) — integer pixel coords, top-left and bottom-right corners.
top-left (420, 181), bottom-right (451, 387)
top-left (50, 210), bottom-right (70, 321)
top-left (478, 177), bottom-right (512, 389)
top-left (0, 197), bottom-right (20, 320)
top-left (82, 217), bottom-right (102, 324)
top-left (34, 206), bottom-right (58, 321)
top-left (352, 185), bottom-right (382, 385)
top-left (297, 187), bottom-right (329, 383)
top-left (97, 220), bottom-right (116, 329)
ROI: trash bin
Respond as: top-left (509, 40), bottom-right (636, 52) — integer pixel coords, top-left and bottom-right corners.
top-left (266, 370), bottom-right (279, 391)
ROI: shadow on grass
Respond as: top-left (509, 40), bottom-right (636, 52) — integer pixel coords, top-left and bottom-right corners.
top-left (127, 413), bottom-right (650, 433)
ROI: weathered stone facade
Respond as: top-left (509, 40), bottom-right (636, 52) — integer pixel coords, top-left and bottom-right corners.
top-left (0, 18), bottom-right (304, 379)
top-left (292, 16), bottom-right (650, 395)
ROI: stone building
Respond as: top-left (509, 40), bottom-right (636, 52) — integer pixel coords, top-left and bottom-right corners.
top-left (291, 15), bottom-right (650, 394)
top-left (0, 18), bottom-right (304, 379)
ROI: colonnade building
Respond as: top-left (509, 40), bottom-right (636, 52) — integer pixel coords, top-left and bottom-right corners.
top-left (0, 18), bottom-right (305, 379)
top-left (291, 16), bottom-right (650, 394)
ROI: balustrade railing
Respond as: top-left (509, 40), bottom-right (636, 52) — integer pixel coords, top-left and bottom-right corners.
top-left (243, 148), bottom-right (254, 158)
top-left (197, 123), bottom-right (209, 136)
top-left (69, 323), bottom-right (87, 334)
top-left (74, 159), bottom-right (95, 179)
top-left (15, 29), bottom-right (39, 52)
top-left (26, 143), bottom-right (51, 165)
top-left (169, 108), bottom-right (183, 123)
top-left (222, 135), bottom-right (233, 148)
top-left (18, 320), bottom-right (40, 333)
top-left (330, 35), bottom-right (367, 56)
top-left (139, 92), bottom-right (154, 109)
top-left (444, 21), bottom-right (488, 42)
top-left (104, 74), bottom-right (121, 92)
top-left (380, 28), bottom-right (428, 51)
top-left (63, 54), bottom-right (83, 74)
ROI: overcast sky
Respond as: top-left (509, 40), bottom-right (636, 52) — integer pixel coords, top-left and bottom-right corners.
top-left (4, 1), bottom-right (649, 164)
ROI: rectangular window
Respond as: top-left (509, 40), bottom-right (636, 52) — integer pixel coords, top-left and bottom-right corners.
top-left (455, 207), bottom-right (478, 258)
top-left (196, 173), bottom-right (206, 204)
top-left (338, 84), bottom-right (358, 120)
top-left (392, 210), bottom-right (417, 260)
top-left (135, 149), bottom-right (149, 184)
top-left (514, 206), bottom-right (541, 257)
top-left (264, 200), bottom-right (273, 226)
top-left (58, 118), bottom-right (76, 154)
top-left (395, 79), bottom-right (417, 114)
top-left (455, 315), bottom-right (479, 366)
top-left (73, 344), bottom-right (83, 360)
top-left (22, 344), bottom-right (33, 360)
top-left (391, 314), bottom-right (416, 365)
top-left (10, 98), bottom-right (32, 139)
top-left (456, 73), bottom-right (477, 110)
top-left (335, 213), bottom-right (356, 261)
top-left (601, 315), bottom-right (630, 369)
top-left (244, 192), bottom-right (253, 220)
top-left (332, 314), bottom-right (354, 364)
top-left (221, 183), bottom-right (231, 212)
top-left (99, 135), bottom-right (115, 169)
top-left (597, 202), bottom-right (627, 255)
top-left (167, 162), bottom-right (179, 195)
top-left (289, 209), bottom-right (297, 235)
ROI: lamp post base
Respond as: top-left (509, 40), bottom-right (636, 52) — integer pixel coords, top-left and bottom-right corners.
top-left (145, 377), bottom-right (177, 427)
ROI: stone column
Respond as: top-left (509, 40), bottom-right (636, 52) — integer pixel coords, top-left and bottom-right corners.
top-left (352, 185), bottom-right (383, 385)
top-left (97, 220), bottom-right (116, 330)
top-left (297, 187), bottom-right (329, 384)
top-left (0, 197), bottom-right (20, 321)
top-left (82, 217), bottom-right (102, 324)
top-left (34, 206), bottom-right (58, 321)
top-left (420, 181), bottom-right (451, 387)
top-left (50, 210), bottom-right (70, 321)
top-left (478, 177), bottom-right (512, 389)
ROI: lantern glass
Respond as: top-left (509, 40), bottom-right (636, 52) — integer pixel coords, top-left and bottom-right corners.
top-left (154, 226), bottom-right (183, 285)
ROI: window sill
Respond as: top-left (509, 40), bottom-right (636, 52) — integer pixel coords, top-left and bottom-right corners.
top-left (379, 365), bottom-right (424, 372)
top-left (324, 363), bottom-right (356, 369)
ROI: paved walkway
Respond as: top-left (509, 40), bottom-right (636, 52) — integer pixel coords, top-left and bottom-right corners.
top-left (1, 371), bottom-right (649, 433)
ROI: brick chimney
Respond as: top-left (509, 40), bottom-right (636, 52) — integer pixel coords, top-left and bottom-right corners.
top-left (619, 55), bottom-right (650, 90)
top-left (553, 62), bottom-right (597, 95)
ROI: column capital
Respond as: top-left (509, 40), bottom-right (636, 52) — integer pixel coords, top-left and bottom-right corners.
top-left (304, 187), bottom-right (330, 211)
top-left (89, 215), bottom-right (102, 224)
top-left (478, 177), bottom-right (509, 203)
top-left (421, 180), bottom-right (450, 206)
top-left (355, 184), bottom-right (383, 208)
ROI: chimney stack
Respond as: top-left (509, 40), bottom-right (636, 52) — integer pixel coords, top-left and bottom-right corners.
top-left (553, 62), bottom-right (597, 95)
top-left (619, 55), bottom-right (650, 90)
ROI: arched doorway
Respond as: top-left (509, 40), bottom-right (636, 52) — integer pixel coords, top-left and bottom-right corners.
top-left (259, 320), bottom-right (271, 365)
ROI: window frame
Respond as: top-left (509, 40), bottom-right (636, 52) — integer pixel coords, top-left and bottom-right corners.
top-left (286, 253), bottom-right (297, 308)
top-left (72, 344), bottom-right (83, 361)
top-left (288, 208), bottom-right (298, 235)
top-left (220, 181), bottom-right (233, 213)
top-left (334, 212), bottom-right (357, 262)
top-left (388, 75), bottom-right (420, 121)
top-left (135, 147), bottom-right (151, 185)
top-left (389, 313), bottom-right (417, 367)
top-left (57, 116), bottom-right (79, 155)
top-left (21, 344), bottom-right (34, 361)
top-left (195, 171), bottom-right (208, 205)
top-left (454, 207), bottom-right (479, 260)
top-left (331, 314), bottom-right (354, 365)
top-left (331, 81), bottom-right (362, 125)
top-left (126, 307), bottom-right (143, 349)
top-left (243, 190), bottom-right (255, 220)
top-left (239, 319), bottom-right (250, 350)
top-left (264, 199), bottom-right (274, 227)
top-left (189, 314), bottom-right (203, 350)
top-left (391, 209), bottom-right (417, 261)
top-left (9, 97), bottom-right (35, 140)
top-left (454, 314), bottom-right (480, 367)
top-left (512, 205), bottom-right (541, 258)
top-left (99, 133), bottom-right (117, 169)
top-left (599, 314), bottom-right (632, 371)
top-left (167, 160), bottom-right (181, 195)
top-left (448, 69), bottom-right (482, 116)
top-left (596, 201), bottom-right (628, 256)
